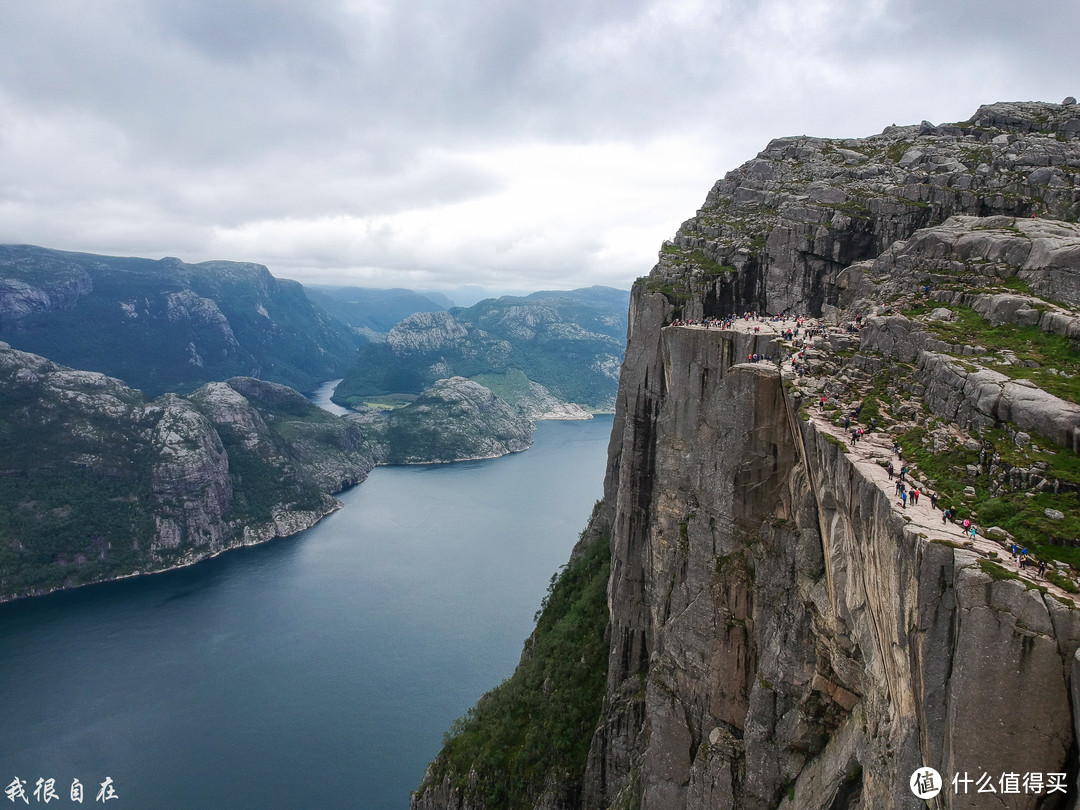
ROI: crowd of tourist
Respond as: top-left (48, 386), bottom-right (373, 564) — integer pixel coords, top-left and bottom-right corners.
top-left (664, 310), bottom-right (1066, 589)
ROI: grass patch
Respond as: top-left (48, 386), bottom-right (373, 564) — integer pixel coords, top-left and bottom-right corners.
top-left (1048, 570), bottom-right (1080, 594)
top-left (902, 421), bottom-right (1080, 567)
top-left (360, 393), bottom-right (417, 410)
top-left (918, 305), bottom-right (1080, 403)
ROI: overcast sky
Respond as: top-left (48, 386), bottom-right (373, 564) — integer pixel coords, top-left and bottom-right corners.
top-left (0, 1), bottom-right (1076, 294)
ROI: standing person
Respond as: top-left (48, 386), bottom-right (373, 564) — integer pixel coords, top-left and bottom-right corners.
top-left (887, 461), bottom-right (894, 480)
top-left (1038, 559), bottom-right (1048, 578)
top-left (912, 488), bottom-right (920, 505)
top-left (930, 492), bottom-right (938, 510)
top-left (901, 489), bottom-right (907, 509)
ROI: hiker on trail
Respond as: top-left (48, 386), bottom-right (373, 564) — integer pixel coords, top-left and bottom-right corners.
top-left (901, 490), bottom-right (908, 509)
top-left (850, 430), bottom-right (858, 447)
top-left (1039, 559), bottom-right (1048, 578)
top-left (963, 519), bottom-right (970, 531)
top-left (845, 416), bottom-right (851, 430)
top-left (942, 508), bottom-right (950, 524)
top-left (930, 492), bottom-right (937, 510)
top-left (912, 488), bottom-right (920, 505)
top-left (969, 524), bottom-right (977, 541)
top-left (869, 417), bottom-right (876, 432)
top-left (895, 479), bottom-right (903, 496)
top-left (899, 464), bottom-right (908, 482)
top-left (887, 461), bottom-right (894, 480)
top-left (1011, 543), bottom-right (1018, 559)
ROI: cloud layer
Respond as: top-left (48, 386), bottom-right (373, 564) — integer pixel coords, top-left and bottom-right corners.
top-left (1, 0), bottom-right (1077, 291)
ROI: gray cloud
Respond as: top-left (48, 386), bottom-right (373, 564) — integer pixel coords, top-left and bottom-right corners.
top-left (0, 0), bottom-right (1076, 291)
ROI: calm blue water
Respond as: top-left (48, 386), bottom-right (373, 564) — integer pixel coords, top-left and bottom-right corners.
top-left (0, 416), bottom-right (613, 809)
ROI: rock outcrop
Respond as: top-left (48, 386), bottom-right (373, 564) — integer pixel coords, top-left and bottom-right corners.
top-left (414, 101), bottom-right (1080, 810)
top-left (361, 376), bottom-right (534, 464)
top-left (0, 342), bottom-right (374, 602)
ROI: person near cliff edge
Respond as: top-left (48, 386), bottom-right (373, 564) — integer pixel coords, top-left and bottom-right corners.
top-left (900, 489), bottom-right (908, 509)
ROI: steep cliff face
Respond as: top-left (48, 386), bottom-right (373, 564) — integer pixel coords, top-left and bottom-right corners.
top-left (584, 101), bottom-right (1080, 810)
top-left (0, 343), bottom-right (374, 601)
top-left (586, 318), bottom-right (1080, 808)
top-left (414, 101), bottom-right (1080, 810)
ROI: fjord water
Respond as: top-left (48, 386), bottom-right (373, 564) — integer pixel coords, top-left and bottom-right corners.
top-left (0, 414), bottom-right (613, 809)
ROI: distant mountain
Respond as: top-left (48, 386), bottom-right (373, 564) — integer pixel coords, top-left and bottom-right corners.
top-left (0, 245), bottom-right (358, 396)
top-left (305, 285), bottom-right (446, 342)
top-left (454, 286), bottom-right (629, 406)
top-left (354, 377), bottom-right (534, 464)
top-left (331, 286), bottom-right (629, 414)
top-left (0, 342), bottom-right (374, 602)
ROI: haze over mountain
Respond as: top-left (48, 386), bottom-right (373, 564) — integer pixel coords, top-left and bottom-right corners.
top-left (332, 286), bottom-right (629, 415)
top-left (305, 285), bottom-right (447, 343)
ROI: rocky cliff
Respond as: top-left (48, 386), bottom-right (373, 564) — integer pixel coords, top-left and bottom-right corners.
top-left (356, 376), bottom-right (534, 464)
top-left (0, 343), bottom-right (374, 601)
top-left (413, 100), bottom-right (1080, 809)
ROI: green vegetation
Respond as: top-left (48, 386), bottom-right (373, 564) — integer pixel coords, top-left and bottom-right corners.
top-left (978, 559), bottom-right (1048, 593)
top-left (916, 305), bottom-right (1080, 402)
top-left (356, 393), bottom-right (416, 410)
top-left (1048, 570), bottom-right (1080, 594)
top-left (978, 558), bottom-right (1021, 582)
top-left (426, 524), bottom-right (611, 808)
top-left (688, 250), bottom-right (736, 276)
top-left (0, 379), bottom-right (156, 596)
top-left (898, 422), bottom-right (1080, 568)
top-left (0, 369), bottom-right (364, 600)
top-left (886, 142), bottom-right (910, 163)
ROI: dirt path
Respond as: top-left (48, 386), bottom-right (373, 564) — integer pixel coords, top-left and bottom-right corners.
top-left (668, 317), bottom-right (1074, 602)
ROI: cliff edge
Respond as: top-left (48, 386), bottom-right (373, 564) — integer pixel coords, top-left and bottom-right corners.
top-left (413, 100), bottom-right (1080, 809)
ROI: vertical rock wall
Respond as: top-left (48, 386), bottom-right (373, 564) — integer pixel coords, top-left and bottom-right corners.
top-left (585, 291), bottom-right (1080, 809)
